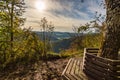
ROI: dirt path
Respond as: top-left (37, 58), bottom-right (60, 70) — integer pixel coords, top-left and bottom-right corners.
top-left (0, 58), bottom-right (69, 80)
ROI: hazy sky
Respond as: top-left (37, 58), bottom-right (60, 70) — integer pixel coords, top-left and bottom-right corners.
top-left (23, 0), bottom-right (106, 32)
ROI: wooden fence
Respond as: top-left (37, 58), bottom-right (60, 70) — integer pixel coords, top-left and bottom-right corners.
top-left (83, 48), bottom-right (120, 80)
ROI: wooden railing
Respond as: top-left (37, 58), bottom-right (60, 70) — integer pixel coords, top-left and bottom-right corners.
top-left (83, 48), bottom-right (120, 80)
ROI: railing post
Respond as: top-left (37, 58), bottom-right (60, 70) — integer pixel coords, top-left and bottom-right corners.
top-left (82, 48), bottom-right (87, 71)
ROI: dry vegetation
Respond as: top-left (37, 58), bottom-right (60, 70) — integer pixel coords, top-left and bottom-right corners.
top-left (0, 58), bottom-right (69, 80)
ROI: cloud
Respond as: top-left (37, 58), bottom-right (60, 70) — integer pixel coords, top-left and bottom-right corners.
top-left (23, 0), bottom-right (105, 32)
top-left (86, 0), bottom-right (106, 15)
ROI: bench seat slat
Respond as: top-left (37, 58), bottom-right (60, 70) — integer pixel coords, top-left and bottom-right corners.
top-left (74, 59), bottom-right (83, 80)
top-left (71, 59), bottom-right (79, 80)
top-left (62, 58), bottom-right (72, 80)
top-left (65, 58), bottom-right (75, 80)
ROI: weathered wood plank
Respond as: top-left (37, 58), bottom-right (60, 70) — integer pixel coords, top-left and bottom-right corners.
top-left (71, 59), bottom-right (79, 80)
top-left (84, 61), bottom-right (108, 74)
top-left (84, 65), bottom-right (107, 78)
top-left (74, 59), bottom-right (83, 80)
top-left (83, 69), bottom-right (105, 80)
top-left (62, 58), bottom-right (72, 80)
top-left (85, 57), bottom-right (111, 70)
top-left (85, 48), bottom-right (99, 50)
top-left (66, 58), bottom-right (75, 80)
top-left (86, 53), bottom-right (112, 64)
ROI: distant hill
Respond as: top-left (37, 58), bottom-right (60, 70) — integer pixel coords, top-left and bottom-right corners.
top-left (33, 31), bottom-right (77, 41)
top-left (33, 31), bottom-right (83, 53)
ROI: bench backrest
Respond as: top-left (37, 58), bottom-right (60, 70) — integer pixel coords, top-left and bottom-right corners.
top-left (83, 48), bottom-right (120, 80)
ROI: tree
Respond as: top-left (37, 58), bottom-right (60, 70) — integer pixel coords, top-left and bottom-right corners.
top-left (0, 0), bottom-right (25, 66)
top-left (70, 24), bottom-right (89, 50)
top-left (0, 0), bottom-right (25, 48)
top-left (98, 0), bottom-right (120, 59)
top-left (39, 17), bottom-right (54, 58)
top-left (80, 0), bottom-right (120, 59)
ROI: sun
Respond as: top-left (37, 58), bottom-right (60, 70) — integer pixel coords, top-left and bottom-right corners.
top-left (35, 0), bottom-right (46, 12)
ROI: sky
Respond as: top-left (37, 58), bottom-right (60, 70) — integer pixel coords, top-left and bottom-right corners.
top-left (23, 0), bottom-right (106, 32)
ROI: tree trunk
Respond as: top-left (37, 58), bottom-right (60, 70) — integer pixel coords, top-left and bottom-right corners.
top-left (98, 0), bottom-right (120, 59)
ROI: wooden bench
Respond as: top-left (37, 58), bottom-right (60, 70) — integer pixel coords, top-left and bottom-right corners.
top-left (62, 48), bottom-right (100, 80)
top-left (62, 58), bottom-right (88, 80)
top-left (62, 48), bottom-right (120, 80)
